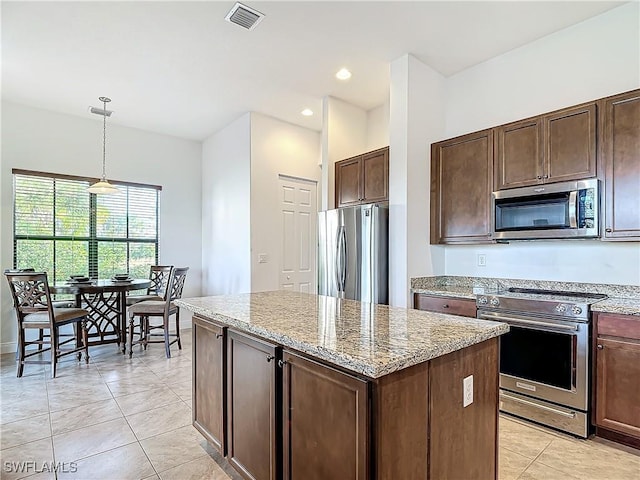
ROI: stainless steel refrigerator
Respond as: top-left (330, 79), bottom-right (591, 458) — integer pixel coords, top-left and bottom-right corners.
top-left (318, 204), bottom-right (388, 304)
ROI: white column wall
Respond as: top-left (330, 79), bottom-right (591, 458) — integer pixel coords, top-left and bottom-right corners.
top-left (201, 114), bottom-right (252, 295)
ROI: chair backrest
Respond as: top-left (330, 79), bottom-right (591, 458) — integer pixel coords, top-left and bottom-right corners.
top-left (148, 265), bottom-right (173, 299)
top-left (4, 271), bottom-right (55, 326)
top-left (168, 267), bottom-right (189, 302)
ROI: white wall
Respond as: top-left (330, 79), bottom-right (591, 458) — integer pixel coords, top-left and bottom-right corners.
top-left (249, 113), bottom-right (322, 292)
top-left (389, 55), bottom-right (446, 307)
top-left (201, 114), bottom-right (252, 295)
top-left (1, 101), bottom-right (203, 352)
top-left (321, 96), bottom-right (368, 210)
top-left (366, 102), bottom-right (389, 151)
top-left (442, 3), bottom-right (640, 286)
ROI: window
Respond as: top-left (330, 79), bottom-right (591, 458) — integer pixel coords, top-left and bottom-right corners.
top-left (13, 170), bottom-right (161, 282)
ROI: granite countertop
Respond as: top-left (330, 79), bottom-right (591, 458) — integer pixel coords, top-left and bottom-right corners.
top-left (411, 286), bottom-right (480, 300)
top-left (176, 291), bottom-right (508, 379)
top-left (591, 298), bottom-right (640, 316)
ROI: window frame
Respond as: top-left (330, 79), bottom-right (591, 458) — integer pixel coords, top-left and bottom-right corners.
top-left (12, 169), bottom-right (162, 281)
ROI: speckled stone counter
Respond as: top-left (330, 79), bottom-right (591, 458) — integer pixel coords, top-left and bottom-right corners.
top-left (411, 275), bottom-right (640, 315)
top-left (176, 291), bottom-right (508, 378)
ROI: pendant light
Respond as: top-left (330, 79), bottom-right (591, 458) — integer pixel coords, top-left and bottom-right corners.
top-left (87, 96), bottom-right (119, 194)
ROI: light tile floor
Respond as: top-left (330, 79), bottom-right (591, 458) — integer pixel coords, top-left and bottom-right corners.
top-left (1, 331), bottom-right (638, 480)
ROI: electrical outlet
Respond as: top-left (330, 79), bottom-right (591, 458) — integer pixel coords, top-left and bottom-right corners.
top-left (477, 254), bottom-right (487, 267)
top-left (463, 375), bottom-right (473, 407)
top-left (258, 253), bottom-right (268, 264)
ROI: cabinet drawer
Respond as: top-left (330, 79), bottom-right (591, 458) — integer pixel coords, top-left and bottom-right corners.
top-left (596, 313), bottom-right (640, 341)
top-left (414, 294), bottom-right (476, 318)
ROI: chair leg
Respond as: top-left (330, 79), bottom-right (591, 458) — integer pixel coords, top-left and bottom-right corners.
top-left (164, 315), bottom-right (171, 358)
top-left (176, 308), bottom-right (182, 350)
top-left (82, 320), bottom-right (89, 365)
top-left (38, 329), bottom-right (44, 352)
top-left (51, 328), bottom-right (59, 379)
top-left (143, 316), bottom-right (149, 350)
top-left (74, 323), bottom-right (82, 362)
top-left (128, 314), bottom-right (135, 358)
top-left (16, 328), bottom-right (25, 378)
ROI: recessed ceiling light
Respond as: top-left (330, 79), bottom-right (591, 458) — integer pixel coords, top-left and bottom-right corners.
top-left (335, 68), bottom-right (352, 80)
top-left (301, 109), bottom-right (313, 116)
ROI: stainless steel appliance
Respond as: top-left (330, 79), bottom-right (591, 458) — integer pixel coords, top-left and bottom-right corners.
top-left (492, 178), bottom-right (599, 240)
top-left (317, 204), bottom-right (388, 304)
top-left (477, 288), bottom-right (607, 437)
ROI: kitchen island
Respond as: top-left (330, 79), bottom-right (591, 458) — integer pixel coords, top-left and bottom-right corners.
top-left (176, 291), bottom-right (509, 480)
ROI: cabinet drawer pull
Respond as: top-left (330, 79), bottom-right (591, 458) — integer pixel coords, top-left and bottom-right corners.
top-left (605, 228), bottom-right (612, 233)
top-left (278, 359), bottom-right (288, 368)
top-left (266, 355), bottom-right (275, 362)
top-left (442, 304), bottom-right (449, 308)
top-left (597, 344), bottom-right (604, 350)
top-left (215, 333), bottom-right (223, 339)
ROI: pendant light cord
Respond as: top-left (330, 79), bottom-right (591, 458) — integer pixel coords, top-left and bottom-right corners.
top-left (102, 97), bottom-right (107, 180)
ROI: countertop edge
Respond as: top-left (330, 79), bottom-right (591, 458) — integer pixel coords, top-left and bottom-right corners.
top-left (176, 299), bottom-right (509, 379)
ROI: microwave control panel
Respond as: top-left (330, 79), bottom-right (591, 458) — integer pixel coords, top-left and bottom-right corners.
top-left (578, 188), bottom-right (596, 228)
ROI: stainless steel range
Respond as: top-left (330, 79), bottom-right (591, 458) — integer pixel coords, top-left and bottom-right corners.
top-left (476, 288), bottom-right (607, 437)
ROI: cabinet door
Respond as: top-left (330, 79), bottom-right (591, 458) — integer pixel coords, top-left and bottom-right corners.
top-left (495, 118), bottom-right (543, 189)
top-left (227, 331), bottom-right (278, 480)
top-left (413, 294), bottom-right (476, 318)
top-left (193, 316), bottom-right (226, 454)
top-left (335, 157), bottom-right (362, 208)
top-left (362, 147), bottom-right (389, 203)
top-left (601, 90), bottom-right (640, 239)
top-left (282, 350), bottom-right (369, 480)
top-left (431, 129), bottom-right (494, 244)
top-left (596, 337), bottom-right (640, 438)
top-left (544, 102), bottom-right (597, 183)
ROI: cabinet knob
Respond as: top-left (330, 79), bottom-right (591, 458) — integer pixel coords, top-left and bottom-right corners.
top-left (215, 333), bottom-right (223, 339)
top-left (605, 228), bottom-right (612, 233)
top-left (536, 175), bottom-right (542, 180)
top-left (266, 355), bottom-right (275, 362)
top-left (543, 175), bottom-right (549, 179)
top-left (442, 304), bottom-right (449, 309)
top-left (597, 344), bottom-right (604, 350)
top-left (278, 359), bottom-right (288, 368)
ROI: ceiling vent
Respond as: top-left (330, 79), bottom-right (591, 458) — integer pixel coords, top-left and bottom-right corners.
top-left (225, 2), bottom-right (264, 30)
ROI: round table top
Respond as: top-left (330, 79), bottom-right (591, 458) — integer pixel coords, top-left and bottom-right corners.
top-left (50, 278), bottom-right (151, 294)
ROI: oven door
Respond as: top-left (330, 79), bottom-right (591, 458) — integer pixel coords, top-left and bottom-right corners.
top-left (478, 310), bottom-right (589, 411)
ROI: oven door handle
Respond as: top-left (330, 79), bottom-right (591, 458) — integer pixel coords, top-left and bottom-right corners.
top-left (500, 391), bottom-right (576, 419)
top-left (478, 312), bottom-right (578, 332)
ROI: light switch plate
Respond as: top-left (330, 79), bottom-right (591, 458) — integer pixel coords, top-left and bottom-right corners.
top-left (463, 375), bottom-right (473, 407)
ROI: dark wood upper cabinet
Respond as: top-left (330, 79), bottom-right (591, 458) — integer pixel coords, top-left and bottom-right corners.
top-left (335, 146), bottom-right (389, 208)
top-left (594, 313), bottom-right (640, 447)
top-left (227, 331), bottom-right (278, 480)
top-left (193, 316), bottom-right (226, 455)
top-left (495, 102), bottom-right (597, 190)
top-left (600, 89), bottom-right (640, 240)
top-left (495, 118), bottom-right (542, 189)
top-left (282, 350), bottom-right (369, 480)
top-left (431, 129), bottom-right (494, 244)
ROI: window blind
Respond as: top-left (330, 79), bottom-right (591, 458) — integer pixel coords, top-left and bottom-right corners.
top-left (13, 171), bottom-right (159, 283)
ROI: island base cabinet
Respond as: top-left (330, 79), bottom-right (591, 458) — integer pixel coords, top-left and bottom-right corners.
top-left (227, 331), bottom-right (278, 480)
top-left (429, 337), bottom-right (499, 480)
top-left (192, 316), bottom-right (226, 455)
top-left (282, 351), bottom-right (369, 480)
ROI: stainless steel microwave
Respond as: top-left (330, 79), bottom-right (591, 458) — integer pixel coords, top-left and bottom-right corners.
top-left (492, 179), bottom-right (599, 240)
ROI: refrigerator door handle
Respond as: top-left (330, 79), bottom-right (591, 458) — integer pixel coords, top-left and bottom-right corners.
top-left (336, 226), bottom-right (347, 292)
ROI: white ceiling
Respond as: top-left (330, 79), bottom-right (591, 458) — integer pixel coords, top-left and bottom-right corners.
top-left (2, 1), bottom-right (625, 141)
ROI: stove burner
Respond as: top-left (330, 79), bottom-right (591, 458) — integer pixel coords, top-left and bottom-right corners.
top-left (506, 287), bottom-right (607, 300)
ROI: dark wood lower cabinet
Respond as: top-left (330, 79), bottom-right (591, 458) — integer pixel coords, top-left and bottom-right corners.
top-left (282, 351), bottom-right (368, 480)
top-left (594, 313), bottom-right (640, 448)
top-left (227, 331), bottom-right (278, 480)
top-left (193, 315), bottom-right (500, 479)
top-left (192, 316), bottom-right (226, 454)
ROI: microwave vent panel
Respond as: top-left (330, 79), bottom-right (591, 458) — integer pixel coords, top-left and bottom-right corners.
top-left (225, 2), bottom-right (265, 30)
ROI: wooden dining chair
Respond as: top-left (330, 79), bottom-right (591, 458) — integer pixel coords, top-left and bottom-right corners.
top-left (126, 265), bottom-right (173, 306)
top-left (128, 267), bottom-right (189, 358)
top-left (5, 271), bottom-right (90, 378)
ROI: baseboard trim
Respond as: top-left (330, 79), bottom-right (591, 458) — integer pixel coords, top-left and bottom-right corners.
top-left (1, 342), bottom-right (17, 355)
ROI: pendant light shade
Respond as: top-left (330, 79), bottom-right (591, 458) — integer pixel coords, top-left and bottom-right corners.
top-left (88, 96), bottom-right (119, 195)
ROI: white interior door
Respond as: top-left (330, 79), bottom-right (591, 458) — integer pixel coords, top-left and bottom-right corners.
top-left (279, 176), bottom-right (317, 293)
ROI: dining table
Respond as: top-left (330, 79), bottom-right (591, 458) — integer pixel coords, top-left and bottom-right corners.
top-left (50, 278), bottom-right (151, 352)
